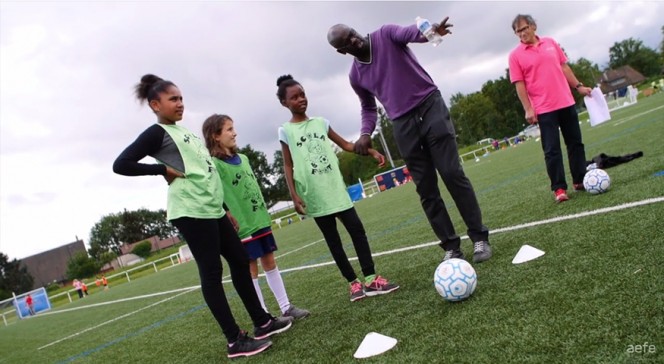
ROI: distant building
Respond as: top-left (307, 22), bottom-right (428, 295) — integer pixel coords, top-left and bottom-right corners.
top-left (20, 240), bottom-right (86, 289)
top-left (119, 235), bottom-right (181, 255)
top-left (598, 65), bottom-right (646, 95)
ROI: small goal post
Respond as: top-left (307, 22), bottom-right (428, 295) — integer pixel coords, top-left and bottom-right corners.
top-left (14, 287), bottom-right (51, 319)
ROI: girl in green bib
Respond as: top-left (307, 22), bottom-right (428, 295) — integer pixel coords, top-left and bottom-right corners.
top-left (277, 74), bottom-right (400, 302)
top-left (202, 114), bottom-right (310, 320)
top-left (113, 74), bottom-right (292, 359)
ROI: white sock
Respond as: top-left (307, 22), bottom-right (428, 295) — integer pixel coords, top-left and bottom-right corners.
top-left (252, 278), bottom-right (268, 312)
top-left (265, 267), bottom-right (290, 314)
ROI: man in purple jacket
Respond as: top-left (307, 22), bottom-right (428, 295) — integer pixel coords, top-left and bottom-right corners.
top-left (327, 18), bottom-right (492, 263)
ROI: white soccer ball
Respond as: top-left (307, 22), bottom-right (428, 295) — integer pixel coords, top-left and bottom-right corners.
top-left (583, 168), bottom-right (611, 195)
top-left (434, 258), bottom-right (477, 302)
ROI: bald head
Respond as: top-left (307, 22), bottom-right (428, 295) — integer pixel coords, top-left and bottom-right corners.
top-left (327, 24), bottom-right (351, 48)
top-left (327, 24), bottom-right (369, 58)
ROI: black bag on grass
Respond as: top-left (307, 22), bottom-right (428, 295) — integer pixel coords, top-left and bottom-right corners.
top-left (586, 151), bottom-right (643, 169)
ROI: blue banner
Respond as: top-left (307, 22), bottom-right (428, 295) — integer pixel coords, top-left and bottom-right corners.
top-left (373, 166), bottom-right (412, 192)
top-left (15, 288), bottom-right (51, 318)
top-left (347, 183), bottom-right (364, 202)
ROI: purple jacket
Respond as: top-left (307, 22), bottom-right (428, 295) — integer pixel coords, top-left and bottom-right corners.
top-left (349, 24), bottom-right (438, 135)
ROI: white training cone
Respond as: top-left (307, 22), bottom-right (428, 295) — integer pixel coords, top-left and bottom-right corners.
top-left (512, 245), bottom-right (545, 264)
top-left (353, 332), bottom-right (398, 359)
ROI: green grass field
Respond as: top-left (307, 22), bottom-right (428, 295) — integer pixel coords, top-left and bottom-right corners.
top-left (1, 94), bottom-right (662, 363)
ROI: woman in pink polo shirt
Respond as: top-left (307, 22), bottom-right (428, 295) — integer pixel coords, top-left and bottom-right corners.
top-left (508, 14), bottom-right (592, 203)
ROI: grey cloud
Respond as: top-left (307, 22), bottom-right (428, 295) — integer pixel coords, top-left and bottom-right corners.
top-left (2, 1), bottom-right (662, 259)
top-left (6, 192), bottom-right (56, 206)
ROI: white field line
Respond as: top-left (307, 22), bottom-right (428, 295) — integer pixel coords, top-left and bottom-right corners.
top-left (612, 104), bottom-right (664, 126)
top-left (37, 287), bottom-right (197, 350)
top-left (275, 238), bottom-right (325, 259)
top-left (488, 197), bottom-right (664, 234)
top-left (462, 159), bottom-right (493, 169)
top-left (220, 238), bottom-right (326, 281)
top-left (277, 197), bottom-right (664, 273)
top-left (40, 197), bottom-right (663, 350)
top-left (36, 286), bottom-right (201, 316)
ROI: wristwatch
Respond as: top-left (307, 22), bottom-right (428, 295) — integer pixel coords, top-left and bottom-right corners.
top-left (575, 82), bottom-right (584, 89)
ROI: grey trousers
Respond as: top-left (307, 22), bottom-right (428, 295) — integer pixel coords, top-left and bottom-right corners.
top-left (391, 90), bottom-right (489, 251)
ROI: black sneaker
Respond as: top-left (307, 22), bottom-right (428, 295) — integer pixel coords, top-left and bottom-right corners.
top-left (254, 316), bottom-right (293, 340)
top-left (227, 331), bottom-right (272, 359)
top-left (473, 241), bottom-right (493, 263)
top-left (443, 249), bottom-right (465, 262)
top-left (364, 275), bottom-right (399, 297)
top-left (283, 305), bottom-right (310, 320)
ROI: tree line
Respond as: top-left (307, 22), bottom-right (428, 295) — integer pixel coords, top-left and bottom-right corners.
top-left (449, 36), bottom-right (663, 146)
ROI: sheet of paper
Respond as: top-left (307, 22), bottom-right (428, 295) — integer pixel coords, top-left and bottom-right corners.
top-left (584, 87), bottom-right (611, 127)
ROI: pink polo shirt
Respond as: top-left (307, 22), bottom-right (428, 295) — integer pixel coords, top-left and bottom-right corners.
top-left (509, 36), bottom-right (574, 114)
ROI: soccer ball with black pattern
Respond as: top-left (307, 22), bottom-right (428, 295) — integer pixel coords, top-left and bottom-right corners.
top-left (583, 168), bottom-right (611, 195)
top-left (434, 258), bottom-right (477, 302)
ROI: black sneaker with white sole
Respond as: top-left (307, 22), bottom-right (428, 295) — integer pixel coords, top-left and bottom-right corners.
top-left (283, 305), bottom-right (310, 320)
top-left (253, 316), bottom-right (293, 340)
top-left (227, 331), bottom-right (272, 359)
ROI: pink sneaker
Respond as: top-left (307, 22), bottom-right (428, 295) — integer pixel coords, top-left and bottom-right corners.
top-left (350, 280), bottom-right (366, 302)
top-left (554, 189), bottom-right (569, 203)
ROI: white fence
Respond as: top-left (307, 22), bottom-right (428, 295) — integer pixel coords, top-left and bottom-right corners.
top-left (0, 253), bottom-right (185, 326)
top-left (272, 212), bottom-right (306, 229)
top-left (605, 93), bottom-right (637, 112)
top-left (459, 138), bottom-right (515, 164)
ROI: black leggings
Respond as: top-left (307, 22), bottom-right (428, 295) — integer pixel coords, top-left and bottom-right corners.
top-left (171, 215), bottom-right (271, 342)
top-left (313, 207), bottom-right (375, 283)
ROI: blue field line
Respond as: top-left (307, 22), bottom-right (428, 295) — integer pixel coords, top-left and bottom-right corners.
top-left (56, 304), bottom-right (207, 363)
top-left (586, 116), bottom-right (659, 149)
top-left (297, 164), bottom-right (541, 268)
top-left (474, 165), bottom-right (541, 195)
top-left (286, 113), bottom-right (660, 271)
top-left (362, 164), bottom-right (538, 239)
top-left (366, 214), bottom-right (422, 242)
top-left (333, 114), bottom-right (657, 263)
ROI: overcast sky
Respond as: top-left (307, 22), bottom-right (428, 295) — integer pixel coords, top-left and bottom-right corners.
top-left (1, 1), bottom-right (662, 260)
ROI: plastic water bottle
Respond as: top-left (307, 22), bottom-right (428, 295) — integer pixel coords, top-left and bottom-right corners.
top-left (416, 16), bottom-right (443, 47)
